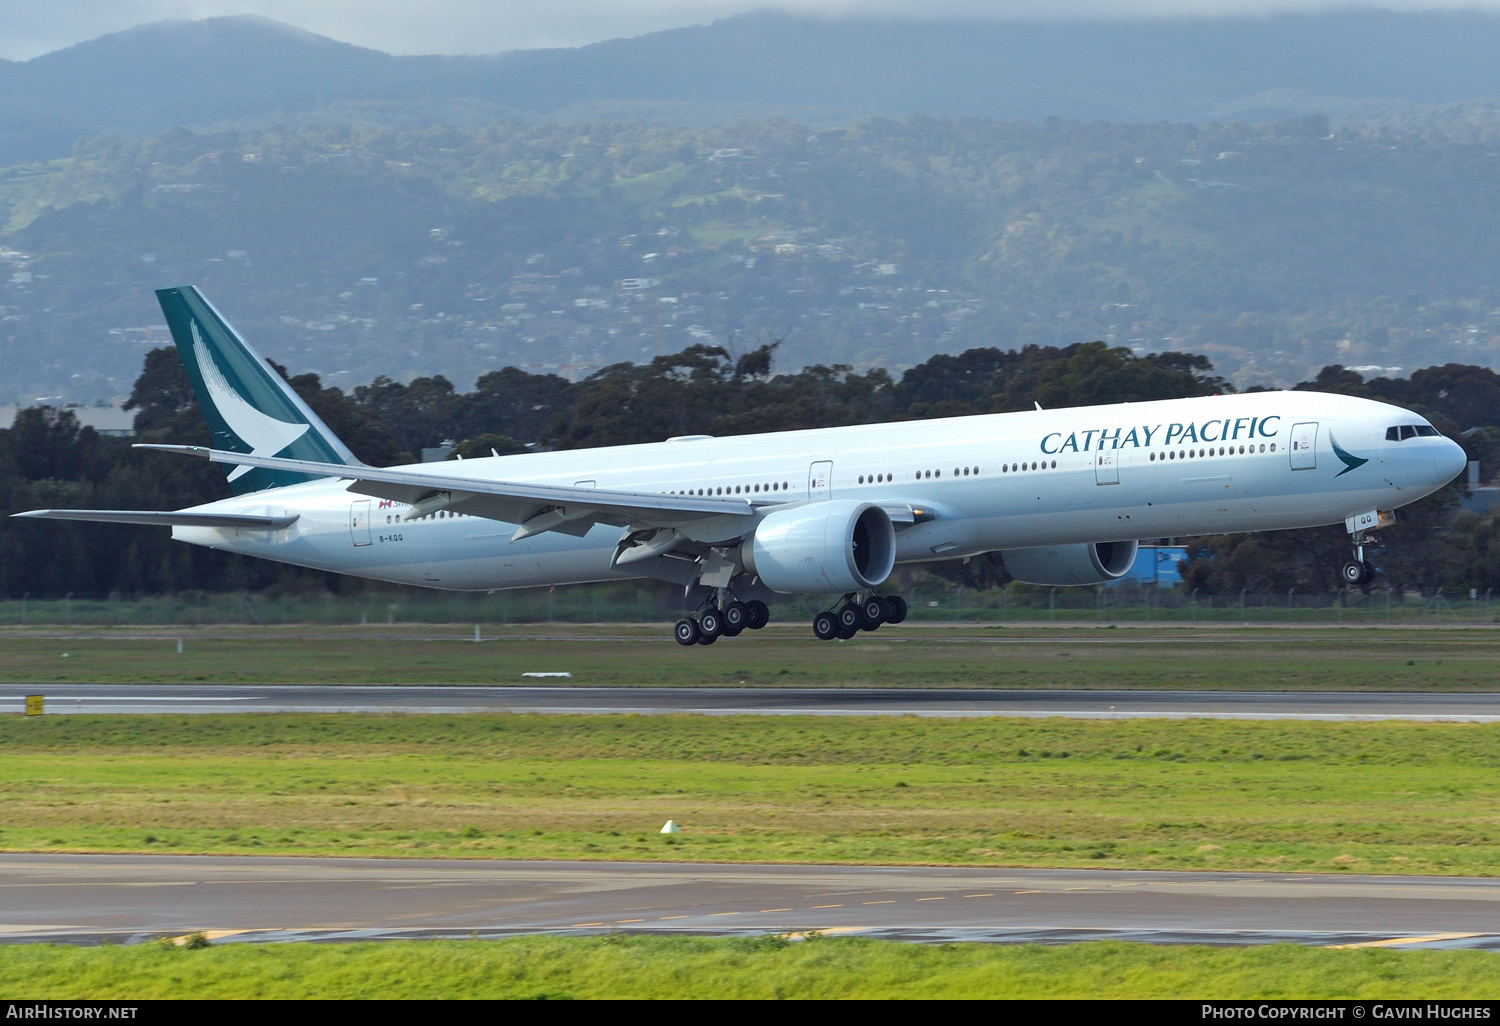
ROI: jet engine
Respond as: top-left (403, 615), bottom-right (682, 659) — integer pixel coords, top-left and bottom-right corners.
top-left (998, 540), bottom-right (1140, 586)
top-left (741, 500), bottom-right (896, 594)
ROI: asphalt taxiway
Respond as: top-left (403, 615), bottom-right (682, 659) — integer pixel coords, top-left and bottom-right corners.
top-left (3, 684), bottom-right (1500, 719)
top-left (3, 855), bottom-right (1497, 949)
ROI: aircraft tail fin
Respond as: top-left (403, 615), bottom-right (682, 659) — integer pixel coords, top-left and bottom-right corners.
top-left (155, 286), bottom-right (361, 495)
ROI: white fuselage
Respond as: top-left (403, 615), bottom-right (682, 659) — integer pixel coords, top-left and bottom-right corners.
top-left (171, 390), bottom-right (1466, 593)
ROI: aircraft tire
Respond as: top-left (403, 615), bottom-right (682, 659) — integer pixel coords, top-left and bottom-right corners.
top-left (674, 617), bottom-right (701, 647)
top-left (812, 611), bottom-right (839, 641)
top-left (859, 596), bottom-right (887, 630)
top-left (1362, 559), bottom-right (1377, 584)
top-left (722, 601), bottom-right (749, 636)
top-left (1340, 560), bottom-right (1366, 585)
top-left (698, 607), bottom-right (725, 638)
top-left (745, 600), bottom-right (770, 630)
top-left (836, 603), bottom-right (862, 634)
top-left (885, 596), bottom-right (908, 624)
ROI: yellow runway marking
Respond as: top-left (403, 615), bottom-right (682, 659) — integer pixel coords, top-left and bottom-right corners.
top-left (659, 916), bottom-right (688, 921)
top-left (916, 897), bottom-right (946, 902)
top-left (1015, 890), bottom-right (1042, 894)
top-left (760, 908), bottom-right (791, 913)
top-left (1065, 887), bottom-right (1091, 891)
top-left (863, 900), bottom-right (895, 905)
top-left (709, 911), bottom-right (739, 917)
top-left (616, 919), bottom-right (644, 924)
top-left (1328, 933), bottom-right (1481, 949)
top-left (810, 904), bottom-right (843, 909)
top-left (964, 893), bottom-right (994, 898)
top-left (571, 922), bottom-right (605, 927)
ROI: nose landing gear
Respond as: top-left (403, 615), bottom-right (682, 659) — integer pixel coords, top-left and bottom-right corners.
top-left (812, 593), bottom-right (908, 640)
top-left (1341, 523), bottom-right (1381, 590)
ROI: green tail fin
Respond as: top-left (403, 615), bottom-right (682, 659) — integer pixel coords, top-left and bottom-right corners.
top-left (155, 286), bottom-right (360, 495)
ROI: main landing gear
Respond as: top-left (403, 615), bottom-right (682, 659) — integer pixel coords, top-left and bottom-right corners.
top-left (674, 599), bottom-right (771, 647)
top-left (811, 593), bottom-right (908, 641)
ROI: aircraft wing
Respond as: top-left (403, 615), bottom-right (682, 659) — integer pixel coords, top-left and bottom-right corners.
top-left (134, 444), bottom-right (755, 539)
top-left (12, 509), bottom-right (300, 530)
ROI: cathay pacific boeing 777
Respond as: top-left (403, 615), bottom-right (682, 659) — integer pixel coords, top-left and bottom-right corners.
top-left (15, 287), bottom-right (1468, 645)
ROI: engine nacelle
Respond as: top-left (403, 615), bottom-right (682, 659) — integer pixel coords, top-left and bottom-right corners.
top-left (742, 500), bottom-right (896, 594)
top-left (998, 540), bottom-right (1140, 586)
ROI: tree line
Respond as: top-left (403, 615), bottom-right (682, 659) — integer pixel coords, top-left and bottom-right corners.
top-left (3, 342), bottom-right (1497, 599)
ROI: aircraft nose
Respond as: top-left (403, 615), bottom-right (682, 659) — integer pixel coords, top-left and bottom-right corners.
top-left (1436, 438), bottom-right (1468, 485)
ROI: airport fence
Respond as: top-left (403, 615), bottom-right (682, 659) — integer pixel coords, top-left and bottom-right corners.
top-left (0, 582), bottom-right (1493, 626)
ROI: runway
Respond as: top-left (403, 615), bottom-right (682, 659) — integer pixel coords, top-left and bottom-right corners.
top-left (4, 684), bottom-right (1500, 719)
top-left (4, 855), bottom-right (1498, 949)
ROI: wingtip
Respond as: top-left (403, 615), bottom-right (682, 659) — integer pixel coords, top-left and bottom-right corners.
top-left (132, 443), bottom-right (211, 457)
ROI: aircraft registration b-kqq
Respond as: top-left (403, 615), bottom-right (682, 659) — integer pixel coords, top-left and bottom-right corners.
top-left (15, 286), bottom-right (1468, 645)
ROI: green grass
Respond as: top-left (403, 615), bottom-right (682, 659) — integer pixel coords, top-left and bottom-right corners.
top-left (3, 936), bottom-right (1498, 999)
top-left (5, 624), bottom-right (1500, 688)
top-left (5, 713), bottom-right (1500, 874)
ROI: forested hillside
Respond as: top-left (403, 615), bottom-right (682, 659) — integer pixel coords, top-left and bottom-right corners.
top-left (6, 340), bottom-right (1500, 600)
top-left (5, 114), bottom-right (1500, 410)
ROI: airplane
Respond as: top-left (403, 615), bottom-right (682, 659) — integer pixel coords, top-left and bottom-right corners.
top-left (15, 286), bottom-right (1468, 645)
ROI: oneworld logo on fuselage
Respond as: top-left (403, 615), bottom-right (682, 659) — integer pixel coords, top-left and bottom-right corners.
top-left (1040, 416), bottom-right (1282, 454)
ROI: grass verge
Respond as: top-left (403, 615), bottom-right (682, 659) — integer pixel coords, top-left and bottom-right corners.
top-left (3, 624), bottom-right (1500, 688)
top-left (3, 937), bottom-right (1499, 999)
top-left (4, 713), bottom-right (1500, 874)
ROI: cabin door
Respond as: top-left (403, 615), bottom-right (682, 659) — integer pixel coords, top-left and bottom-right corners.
top-left (349, 500), bottom-right (372, 547)
top-left (1290, 422), bottom-right (1318, 470)
top-left (808, 461), bottom-right (833, 501)
top-left (1094, 450), bottom-right (1119, 485)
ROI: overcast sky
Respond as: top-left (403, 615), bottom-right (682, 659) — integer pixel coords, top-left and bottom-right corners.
top-left (2, 1), bottom-right (1497, 61)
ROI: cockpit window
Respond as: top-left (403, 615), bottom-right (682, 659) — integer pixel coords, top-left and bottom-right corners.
top-left (1388, 424), bottom-right (1440, 441)
top-left (1416, 425), bottom-right (1438, 437)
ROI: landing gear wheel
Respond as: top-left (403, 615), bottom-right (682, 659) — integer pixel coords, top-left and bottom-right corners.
top-left (1340, 560), bottom-right (1365, 585)
top-left (812, 611), bottom-right (839, 641)
top-left (859, 596), bottom-right (887, 630)
top-left (745, 600), bottom-right (770, 630)
top-left (674, 617), bottom-right (700, 647)
top-left (1363, 559), bottom-right (1377, 583)
top-left (836, 603), bottom-right (862, 635)
top-left (698, 607), bottom-right (725, 639)
top-left (721, 601), bottom-right (748, 637)
top-left (697, 632), bottom-right (718, 645)
top-left (884, 595), bottom-right (908, 625)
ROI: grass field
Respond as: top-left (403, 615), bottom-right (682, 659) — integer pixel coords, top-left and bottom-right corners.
top-left (4, 713), bottom-right (1500, 873)
top-left (4, 936), bottom-right (1499, 999)
top-left (4, 623), bottom-right (1500, 689)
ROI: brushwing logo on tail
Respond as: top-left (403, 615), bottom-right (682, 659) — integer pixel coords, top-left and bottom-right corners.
top-left (191, 320), bottom-right (308, 481)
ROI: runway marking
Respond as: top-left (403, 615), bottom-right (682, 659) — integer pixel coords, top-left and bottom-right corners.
top-left (1015, 890), bottom-right (1042, 894)
top-left (810, 904), bottom-right (843, 909)
top-left (916, 897), bottom-right (946, 902)
top-left (1065, 887), bottom-right (1091, 891)
top-left (615, 919), bottom-right (644, 924)
top-left (1328, 932), bottom-right (1481, 949)
top-left (964, 893), bottom-right (994, 898)
top-left (863, 900), bottom-right (895, 905)
top-left (708, 912), bottom-right (739, 917)
top-left (571, 922), bottom-right (605, 927)
top-left (760, 908), bottom-right (791, 913)
top-left (659, 916), bottom-right (688, 921)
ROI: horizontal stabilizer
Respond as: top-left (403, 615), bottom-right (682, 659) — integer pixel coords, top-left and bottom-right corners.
top-left (11, 509), bottom-right (300, 530)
